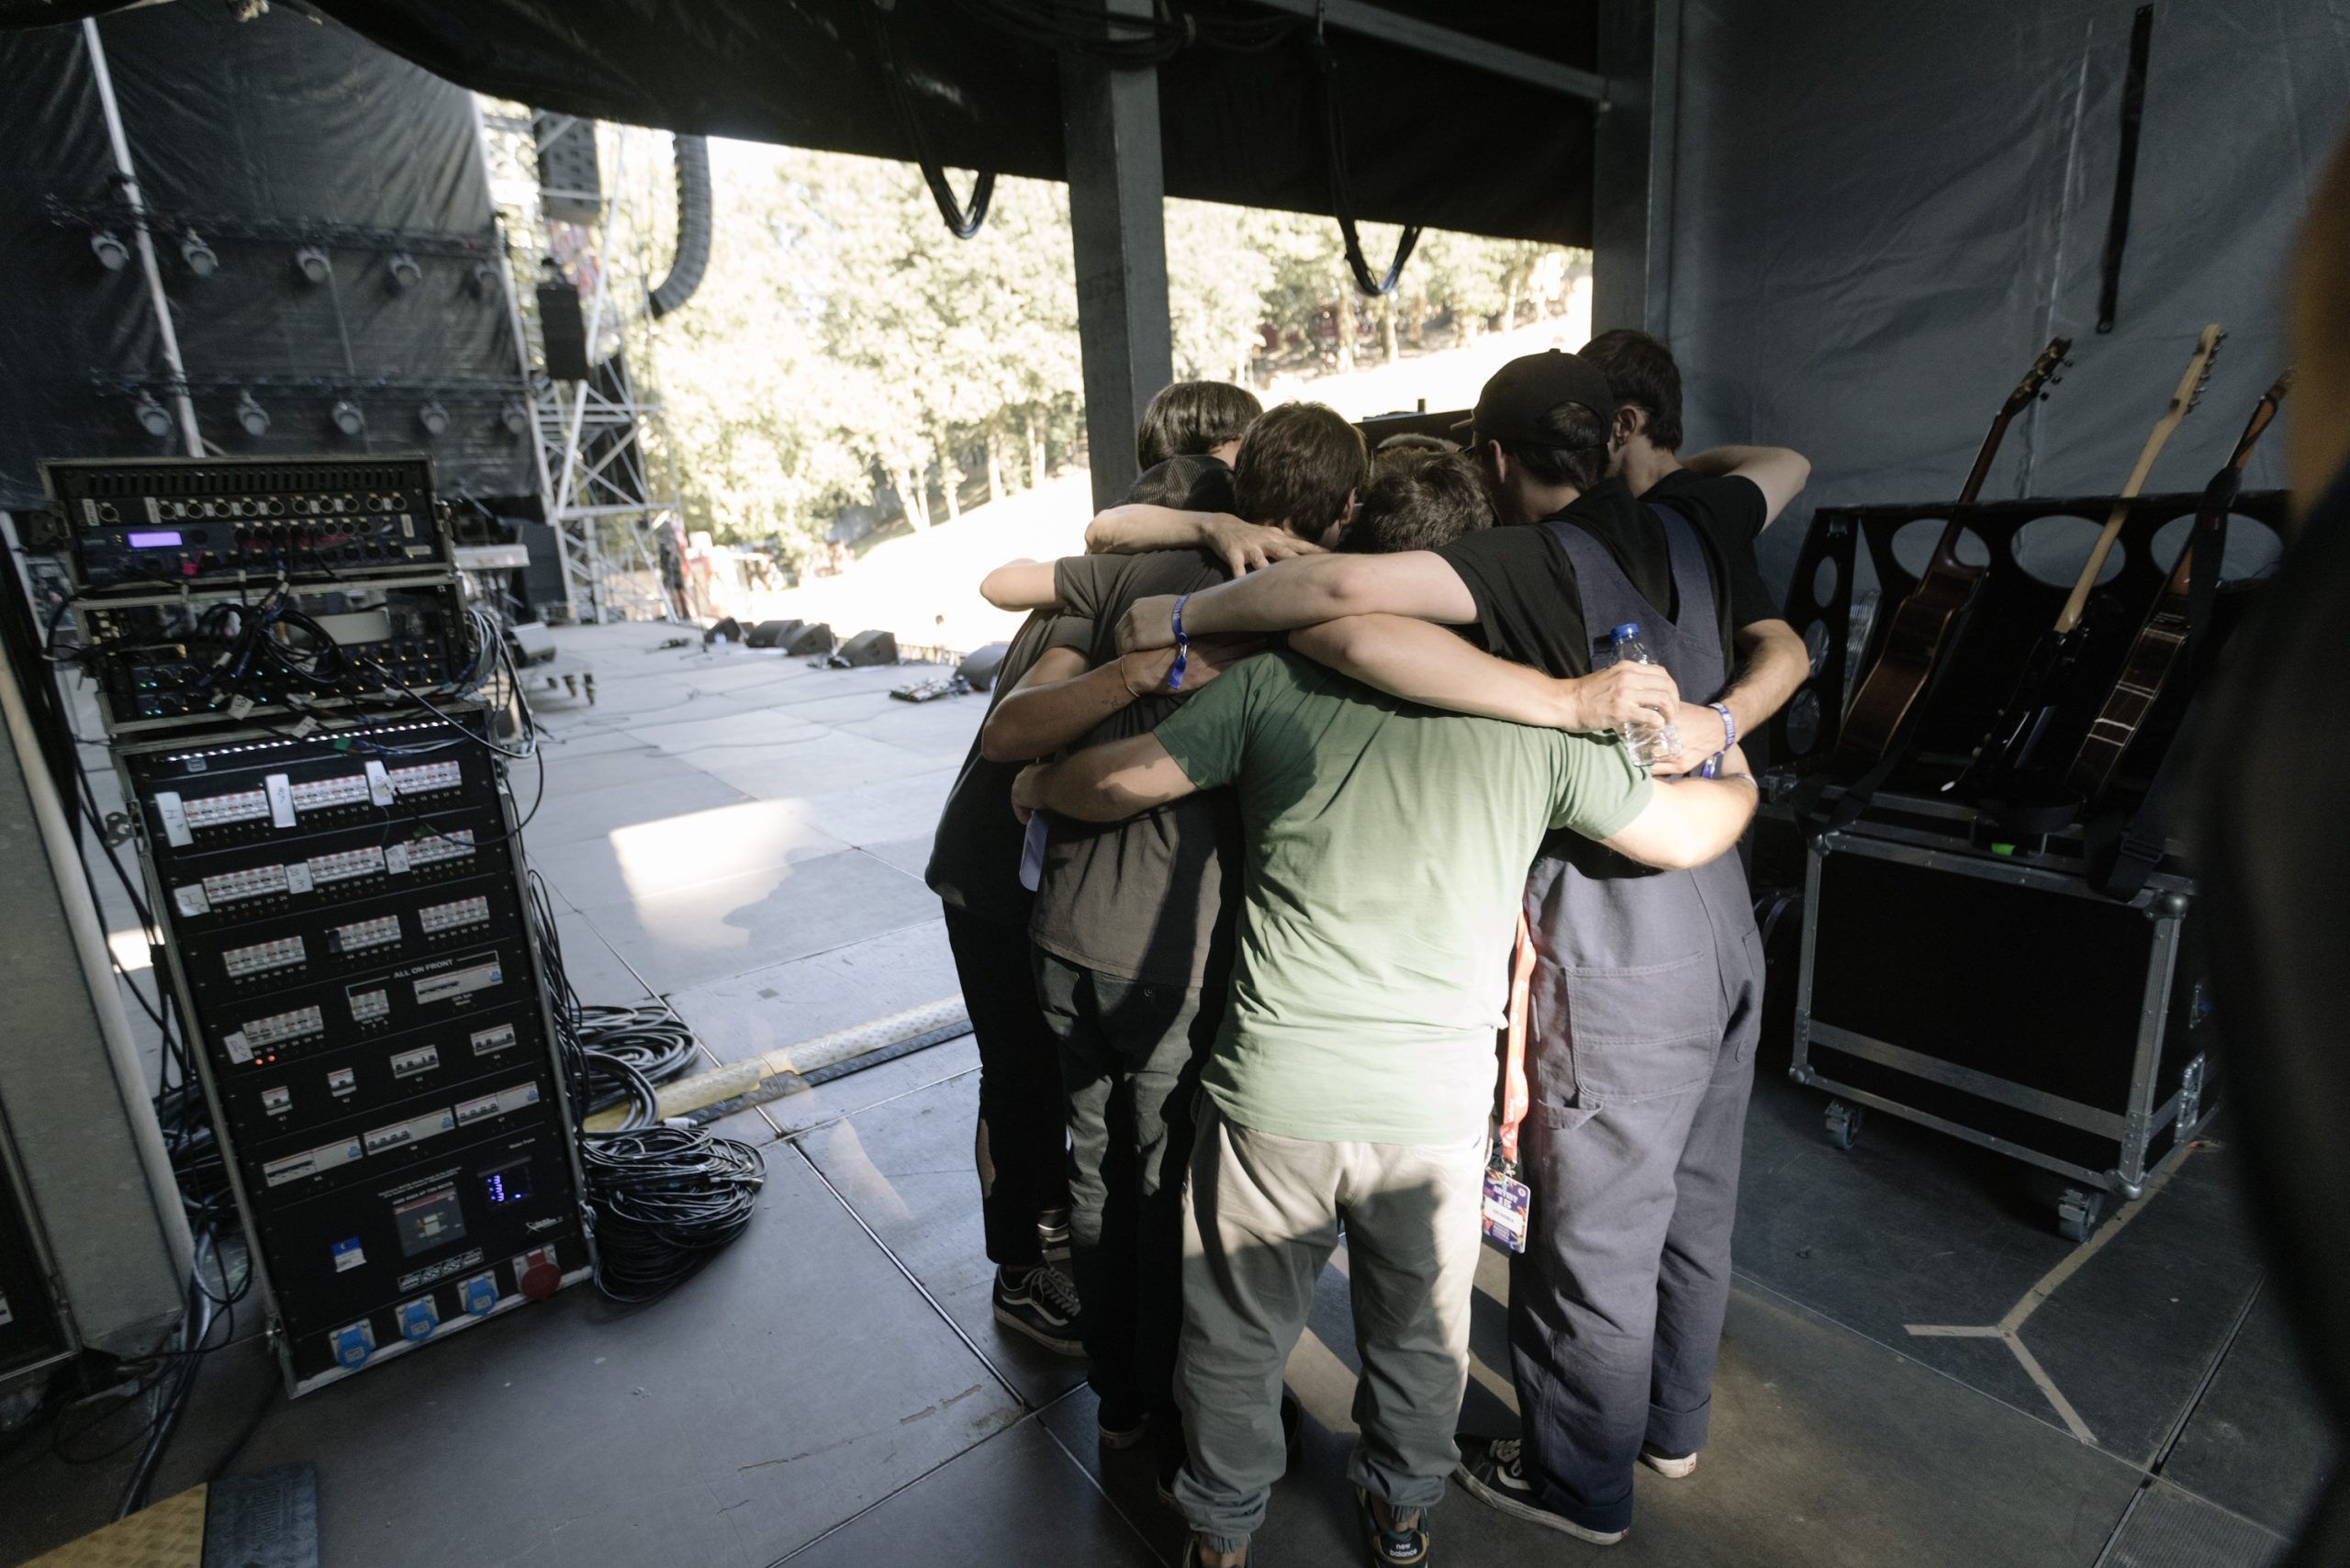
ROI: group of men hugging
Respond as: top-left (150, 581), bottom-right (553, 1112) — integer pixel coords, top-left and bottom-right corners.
top-left (923, 330), bottom-right (1813, 1566)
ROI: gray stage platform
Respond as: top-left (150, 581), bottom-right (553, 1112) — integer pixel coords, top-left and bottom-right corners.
top-left (2, 622), bottom-right (2333, 1567)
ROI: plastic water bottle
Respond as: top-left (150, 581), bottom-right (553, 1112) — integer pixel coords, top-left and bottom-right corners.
top-left (1601, 622), bottom-right (1680, 768)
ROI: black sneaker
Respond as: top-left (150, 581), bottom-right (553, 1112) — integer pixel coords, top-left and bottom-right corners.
top-left (1097, 1397), bottom-right (1149, 1450)
top-left (1452, 1436), bottom-right (1626, 1545)
top-left (1037, 1207), bottom-right (1073, 1266)
top-left (1639, 1443), bottom-right (1697, 1479)
top-left (1354, 1486), bottom-right (1429, 1566)
top-left (992, 1264), bottom-right (1083, 1357)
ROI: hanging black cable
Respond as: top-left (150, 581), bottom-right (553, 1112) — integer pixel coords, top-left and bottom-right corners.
top-left (864, 0), bottom-right (996, 239)
top-left (1312, 15), bottom-right (1418, 297)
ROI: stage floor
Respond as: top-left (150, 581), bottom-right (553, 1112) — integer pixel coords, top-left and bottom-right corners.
top-left (4, 621), bottom-right (2334, 1567)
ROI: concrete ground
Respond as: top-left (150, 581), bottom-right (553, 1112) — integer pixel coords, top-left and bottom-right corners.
top-left (1, 620), bottom-right (2334, 1567)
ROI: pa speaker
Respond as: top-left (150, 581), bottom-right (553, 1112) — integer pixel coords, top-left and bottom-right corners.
top-left (958, 642), bottom-right (1013, 691)
top-left (537, 283), bottom-right (591, 382)
top-left (746, 619), bottom-right (801, 649)
top-left (836, 629), bottom-right (898, 667)
top-left (784, 622), bottom-right (834, 656)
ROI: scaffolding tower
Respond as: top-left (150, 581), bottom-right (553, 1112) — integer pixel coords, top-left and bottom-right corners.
top-left (474, 106), bottom-right (684, 624)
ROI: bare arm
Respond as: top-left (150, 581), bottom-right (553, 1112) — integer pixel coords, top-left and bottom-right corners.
top-left (1116, 551), bottom-right (1477, 653)
top-left (1010, 734), bottom-right (1197, 823)
top-left (1289, 615), bottom-right (1680, 734)
top-left (1680, 444), bottom-right (1812, 527)
top-left (1086, 505), bottom-right (1324, 577)
top-left (979, 638), bottom-right (1259, 763)
top-left (1649, 617), bottom-right (1812, 776)
top-left (979, 560), bottom-right (1059, 611)
top-left (1600, 748), bottom-right (1759, 868)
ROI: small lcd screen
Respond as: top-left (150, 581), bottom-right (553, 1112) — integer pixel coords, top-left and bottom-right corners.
top-left (126, 530), bottom-right (182, 549)
top-left (482, 1159), bottom-right (533, 1206)
top-left (392, 1184), bottom-right (468, 1258)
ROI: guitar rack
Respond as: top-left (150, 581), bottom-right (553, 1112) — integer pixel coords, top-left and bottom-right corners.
top-left (1767, 487), bottom-right (2287, 809)
top-left (1756, 488), bottom-right (2284, 1236)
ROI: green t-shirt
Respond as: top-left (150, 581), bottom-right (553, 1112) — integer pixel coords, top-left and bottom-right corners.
top-left (1151, 650), bottom-right (1653, 1145)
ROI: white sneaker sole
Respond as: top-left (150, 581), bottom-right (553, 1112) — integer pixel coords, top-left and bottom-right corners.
top-left (1452, 1464), bottom-right (1628, 1545)
top-left (991, 1303), bottom-right (1084, 1358)
top-left (1639, 1450), bottom-right (1697, 1479)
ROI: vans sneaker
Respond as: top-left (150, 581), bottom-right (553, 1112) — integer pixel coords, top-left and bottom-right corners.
top-left (1452, 1436), bottom-right (1627, 1546)
top-left (991, 1264), bottom-right (1082, 1357)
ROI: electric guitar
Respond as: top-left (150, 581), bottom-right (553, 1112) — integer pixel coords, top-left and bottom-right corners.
top-left (1954, 324), bottom-right (2224, 810)
top-left (2066, 366), bottom-right (2291, 799)
top-left (1833, 337), bottom-right (2072, 769)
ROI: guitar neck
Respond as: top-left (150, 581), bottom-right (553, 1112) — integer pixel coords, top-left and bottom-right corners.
top-left (1923, 409), bottom-right (2017, 568)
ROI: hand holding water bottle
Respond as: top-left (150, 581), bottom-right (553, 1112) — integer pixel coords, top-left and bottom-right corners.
top-left (1599, 622), bottom-right (1681, 768)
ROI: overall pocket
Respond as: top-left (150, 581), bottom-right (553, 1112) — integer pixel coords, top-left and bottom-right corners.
top-left (1529, 949), bottom-right (1724, 1108)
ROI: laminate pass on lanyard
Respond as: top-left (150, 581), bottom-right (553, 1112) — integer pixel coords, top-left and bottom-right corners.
top-left (1483, 913), bottom-right (1536, 1254)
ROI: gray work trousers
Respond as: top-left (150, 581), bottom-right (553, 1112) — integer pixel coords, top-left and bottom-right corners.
top-left (1173, 1103), bottom-right (1488, 1553)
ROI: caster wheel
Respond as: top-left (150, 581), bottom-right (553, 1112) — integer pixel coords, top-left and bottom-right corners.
top-left (2056, 1188), bottom-right (2105, 1243)
top-left (1824, 1099), bottom-right (1863, 1151)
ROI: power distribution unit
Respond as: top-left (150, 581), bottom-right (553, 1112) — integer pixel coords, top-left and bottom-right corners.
top-left (1790, 798), bottom-right (2213, 1238)
top-left (119, 714), bottom-right (592, 1393)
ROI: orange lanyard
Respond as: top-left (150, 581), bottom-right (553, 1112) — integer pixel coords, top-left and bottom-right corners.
top-left (1498, 912), bottom-right (1534, 1167)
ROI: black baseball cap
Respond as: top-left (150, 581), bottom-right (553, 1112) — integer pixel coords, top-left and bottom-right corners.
top-left (1453, 350), bottom-right (1617, 445)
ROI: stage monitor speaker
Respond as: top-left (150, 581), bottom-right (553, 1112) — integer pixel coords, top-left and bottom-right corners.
top-left (836, 630), bottom-right (897, 667)
top-left (958, 642), bottom-right (1012, 691)
top-left (537, 284), bottom-right (592, 383)
top-left (506, 620), bottom-right (557, 666)
top-left (746, 619), bottom-right (801, 650)
top-left (783, 622), bottom-right (834, 656)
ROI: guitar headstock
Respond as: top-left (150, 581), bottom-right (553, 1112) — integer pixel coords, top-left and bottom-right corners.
top-left (2005, 336), bottom-right (2074, 414)
top-left (2165, 324), bottom-right (2225, 421)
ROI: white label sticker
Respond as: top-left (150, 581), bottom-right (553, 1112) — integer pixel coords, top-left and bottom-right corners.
top-left (228, 696), bottom-right (255, 719)
top-left (332, 1241), bottom-right (367, 1272)
top-left (221, 1031), bottom-right (252, 1065)
top-left (415, 959), bottom-right (502, 1007)
top-left (385, 842), bottom-right (412, 875)
top-left (154, 791), bottom-right (192, 848)
top-left (173, 883), bottom-right (211, 917)
top-left (283, 861), bottom-right (315, 895)
top-left (264, 774), bottom-right (296, 828)
top-left (364, 760), bottom-right (395, 806)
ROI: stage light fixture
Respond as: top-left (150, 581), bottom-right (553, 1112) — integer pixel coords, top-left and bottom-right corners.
top-left (131, 390), bottom-right (173, 438)
top-left (235, 390), bottom-right (270, 436)
top-left (501, 401), bottom-right (531, 435)
top-left (330, 398), bottom-right (365, 435)
top-left (418, 400), bottom-right (450, 437)
top-left (295, 245), bottom-right (331, 284)
top-left (180, 230), bottom-right (218, 278)
top-left (387, 252), bottom-right (422, 290)
top-left (91, 230), bottom-right (129, 271)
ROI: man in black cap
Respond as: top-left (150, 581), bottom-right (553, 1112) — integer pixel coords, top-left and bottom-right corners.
top-left (1114, 348), bottom-right (1809, 1546)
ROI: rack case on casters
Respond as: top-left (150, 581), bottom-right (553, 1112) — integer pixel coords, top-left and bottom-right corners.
top-left (1789, 793), bottom-right (2216, 1241)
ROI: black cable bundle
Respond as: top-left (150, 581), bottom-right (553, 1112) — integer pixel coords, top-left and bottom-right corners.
top-left (523, 873), bottom-right (765, 1305)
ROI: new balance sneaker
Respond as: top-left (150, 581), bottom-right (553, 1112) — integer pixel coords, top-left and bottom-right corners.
top-left (1354, 1486), bottom-right (1430, 1566)
top-left (1037, 1207), bottom-right (1073, 1267)
top-left (1451, 1436), bottom-right (1627, 1546)
top-left (1639, 1444), bottom-right (1697, 1479)
top-left (991, 1264), bottom-right (1083, 1357)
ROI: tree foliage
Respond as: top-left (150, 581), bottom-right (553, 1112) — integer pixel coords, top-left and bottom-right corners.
top-left (655, 141), bottom-right (1579, 554)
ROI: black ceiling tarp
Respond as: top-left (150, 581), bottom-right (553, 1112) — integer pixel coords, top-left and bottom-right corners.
top-left (302, 0), bottom-right (1595, 245)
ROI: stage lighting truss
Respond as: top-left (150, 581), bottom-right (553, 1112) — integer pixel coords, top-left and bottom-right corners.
top-left (46, 198), bottom-right (509, 289)
top-left (235, 390), bottom-right (271, 437)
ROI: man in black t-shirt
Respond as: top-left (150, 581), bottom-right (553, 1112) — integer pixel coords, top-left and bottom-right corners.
top-left (1113, 351), bottom-right (1813, 1545)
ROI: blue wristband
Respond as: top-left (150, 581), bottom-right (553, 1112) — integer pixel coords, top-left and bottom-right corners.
top-left (1707, 701), bottom-right (1736, 755)
top-left (1167, 594), bottom-right (1192, 691)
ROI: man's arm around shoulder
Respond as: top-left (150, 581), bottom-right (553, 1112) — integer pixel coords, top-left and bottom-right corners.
top-left (1680, 444), bottom-right (1812, 527)
top-left (1115, 549), bottom-right (1477, 653)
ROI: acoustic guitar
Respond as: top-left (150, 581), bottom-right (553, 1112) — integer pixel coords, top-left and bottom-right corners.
top-left (1832, 336), bottom-right (2072, 769)
top-left (1954, 324), bottom-right (2224, 810)
top-left (2066, 366), bottom-right (2291, 800)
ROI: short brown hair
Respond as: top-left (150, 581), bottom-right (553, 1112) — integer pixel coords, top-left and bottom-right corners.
top-left (1136, 381), bottom-right (1263, 470)
top-left (1579, 329), bottom-right (1684, 451)
top-left (1232, 401), bottom-right (1368, 537)
top-left (1341, 451), bottom-right (1493, 554)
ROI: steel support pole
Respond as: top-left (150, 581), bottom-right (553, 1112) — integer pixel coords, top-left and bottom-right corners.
top-left (1593, 0), bottom-right (1681, 338)
top-left (82, 18), bottom-right (202, 457)
top-left (1060, 0), bottom-right (1173, 511)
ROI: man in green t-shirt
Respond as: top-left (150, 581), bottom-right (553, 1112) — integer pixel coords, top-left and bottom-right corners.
top-left (1012, 458), bottom-right (1760, 1568)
